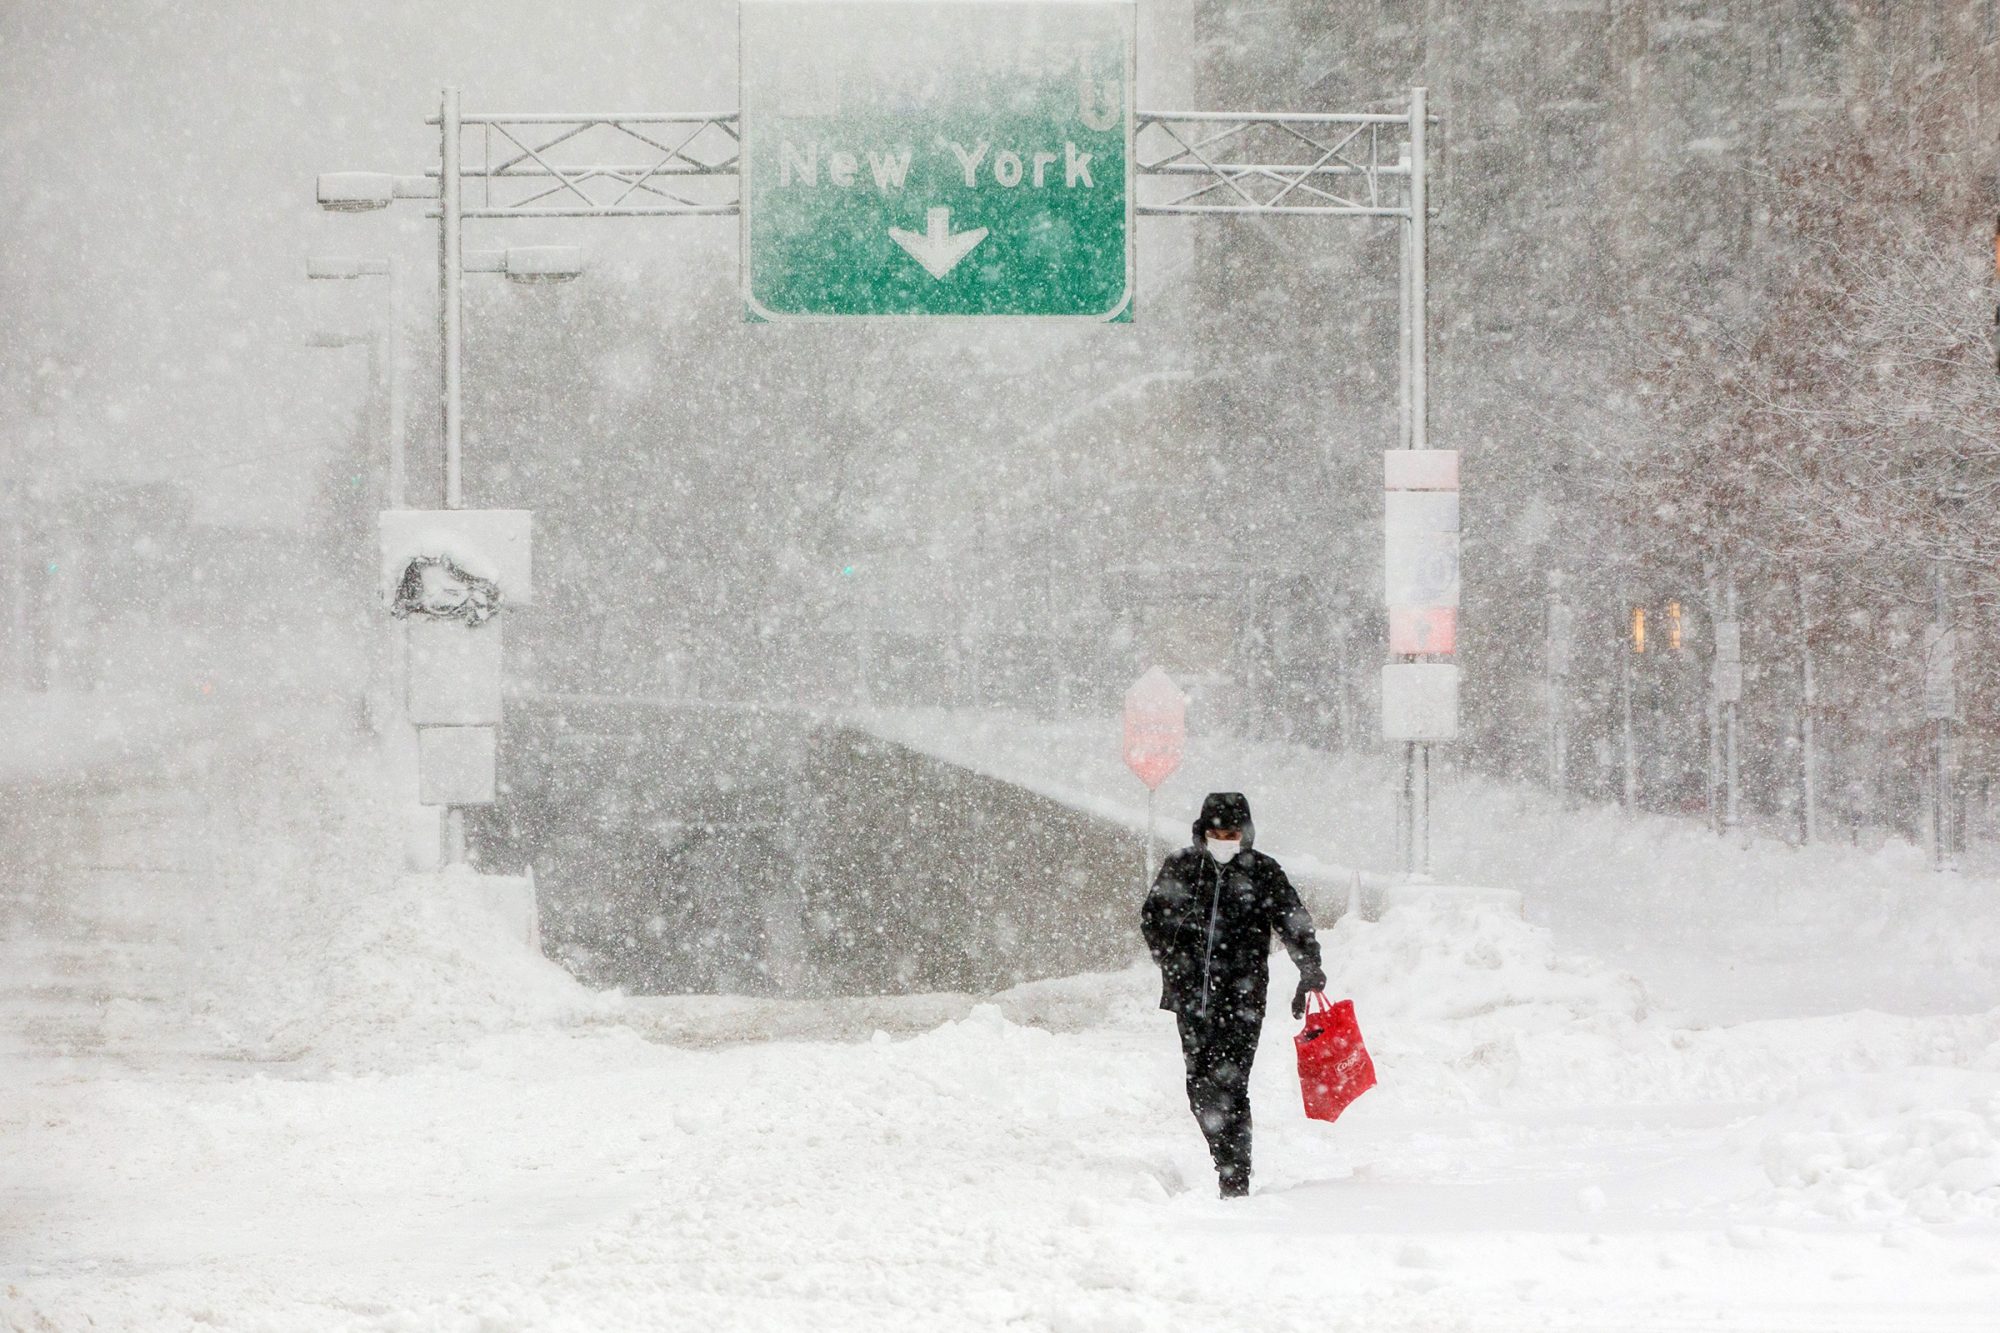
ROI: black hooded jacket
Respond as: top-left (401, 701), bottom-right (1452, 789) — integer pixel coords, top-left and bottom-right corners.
top-left (1140, 792), bottom-right (1325, 1022)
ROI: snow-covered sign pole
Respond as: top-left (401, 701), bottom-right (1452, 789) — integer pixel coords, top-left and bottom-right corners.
top-left (319, 93), bottom-right (583, 869)
top-left (313, 2), bottom-right (1439, 873)
top-left (1123, 666), bottom-right (1188, 889)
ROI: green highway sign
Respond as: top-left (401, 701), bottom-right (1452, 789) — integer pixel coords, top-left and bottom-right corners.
top-left (740, 0), bottom-right (1135, 320)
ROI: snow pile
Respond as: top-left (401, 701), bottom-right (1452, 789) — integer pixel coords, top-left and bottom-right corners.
top-left (1318, 890), bottom-right (1657, 1111)
top-left (1309, 889), bottom-right (2000, 1135)
top-left (1751, 1069), bottom-right (2000, 1223)
top-left (148, 729), bottom-right (615, 1070)
top-left (266, 864), bottom-right (614, 1066)
top-left (1328, 890), bottom-right (1649, 1027)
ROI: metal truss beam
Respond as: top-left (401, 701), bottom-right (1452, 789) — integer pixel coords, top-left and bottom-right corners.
top-left (1135, 111), bottom-right (1427, 217)
top-left (423, 112), bottom-right (742, 218)
top-left (409, 107), bottom-right (1433, 220)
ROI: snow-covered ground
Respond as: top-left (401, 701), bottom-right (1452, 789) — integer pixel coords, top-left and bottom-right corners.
top-left (4, 707), bottom-right (1999, 1331)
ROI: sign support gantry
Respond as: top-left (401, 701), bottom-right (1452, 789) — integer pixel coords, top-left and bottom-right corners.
top-left (319, 72), bottom-right (1443, 874)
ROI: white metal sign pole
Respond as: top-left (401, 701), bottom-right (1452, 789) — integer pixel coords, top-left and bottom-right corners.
top-left (1394, 193), bottom-right (1412, 869)
top-left (1408, 86), bottom-right (1430, 876)
top-left (441, 86), bottom-right (464, 512)
top-left (1409, 87), bottom-right (1428, 455)
top-left (439, 85), bottom-right (467, 867)
top-left (1144, 787), bottom-right (1156, 891)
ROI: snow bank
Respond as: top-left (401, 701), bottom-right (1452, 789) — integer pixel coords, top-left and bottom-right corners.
top-left (1330, 889), bottom-right (1648, 1027)
top-left (858, 708), bottom-right (2000, 1022)
top-left (1300, 887), bottom-right (2000, 1230)
top-left (130, 728), bottom-right (617, 1071)
top-left (263, 864), bottom-right (614, 1065)
top-left (1749, 1069), bottom-right (2000, 1223)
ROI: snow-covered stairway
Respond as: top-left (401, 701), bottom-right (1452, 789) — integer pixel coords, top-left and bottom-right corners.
top-left (0, 778), bottom-right (229, 1060)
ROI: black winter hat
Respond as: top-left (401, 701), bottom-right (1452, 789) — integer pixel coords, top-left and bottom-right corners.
top-left (1192, 792), bottom-right (1255, 848)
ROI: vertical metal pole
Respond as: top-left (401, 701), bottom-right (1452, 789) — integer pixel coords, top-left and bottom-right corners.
top-left (1704, 563), bottom-right (1722, 834)
top-left (1798, 569), bottom-right (1817, 845)
top-left (1144, 787), bottom-right (1156, 891)
top-left (1401, 741), bottom-right (1416, 874)
top-left (1931, 557), bottom-right (1952, 870)
top-left (1408, 86), bottom-right (1428, 453)
top-left (1397, 213), bottom-right (1413, 452)
top-left (439, 87), bottom-right (466, 867)
top-left (1400, 87), bottom-right (1432, 877)
top-left (440, 86), bottom-right (464, 512)
top-left (1545, 575), bottom-right (1566, 797)
top-left (1620, 585), bottom-right (1637, 811)
top-left (1941, 715), bottom-right (1956, 865)
top-left (383, 259), bottom-right (412, 803)
top-left (1417, 742), bottom-right (1432, 875)
top-left (1544, 668), bottom-right (1560, 792)
top-left (386, 258), bottom-right (408, 511)
top-left (1724, 572), bottom-right (1741, 833)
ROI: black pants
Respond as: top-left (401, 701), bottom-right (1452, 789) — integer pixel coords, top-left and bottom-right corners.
top-left (1174, 1008), bottom-right (1262, 1194)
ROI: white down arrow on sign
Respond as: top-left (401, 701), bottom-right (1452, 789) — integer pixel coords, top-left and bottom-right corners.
top-left (888, 207), bottom-right (988, 280)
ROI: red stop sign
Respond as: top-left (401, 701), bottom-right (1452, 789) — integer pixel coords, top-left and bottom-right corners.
top-left (1123, 666), bottom-right (1188, 791)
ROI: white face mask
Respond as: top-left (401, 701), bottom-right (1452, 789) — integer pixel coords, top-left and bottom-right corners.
top-left (1206, 837), bottom-right (1242, 863)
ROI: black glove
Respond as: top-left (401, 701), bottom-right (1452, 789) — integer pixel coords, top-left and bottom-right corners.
top-left (1291, 968), bottom-right (1327, 1019)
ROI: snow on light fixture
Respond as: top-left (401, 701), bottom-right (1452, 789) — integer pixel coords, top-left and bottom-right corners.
top-left (461, 247), bottom-right (587, 285)
top-left (315, 172), bottom-right (436, 212)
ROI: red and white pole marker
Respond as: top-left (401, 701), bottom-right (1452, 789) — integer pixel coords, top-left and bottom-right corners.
top-left (1123, 666), bottom-right (1188, 888)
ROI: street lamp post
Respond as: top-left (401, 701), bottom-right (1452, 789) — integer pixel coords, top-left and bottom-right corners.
top-left (306, 256), bottom-right (407, 508)
top-left (307, 256), bottom-right (415, 762)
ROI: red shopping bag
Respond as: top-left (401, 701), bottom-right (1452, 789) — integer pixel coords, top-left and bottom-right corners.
top-left (1295, 993), bottom-right (1376, 1123)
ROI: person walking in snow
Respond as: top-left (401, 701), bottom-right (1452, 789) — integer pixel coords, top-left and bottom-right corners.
top-left (1141, 791), bottom-right (1326, 1198)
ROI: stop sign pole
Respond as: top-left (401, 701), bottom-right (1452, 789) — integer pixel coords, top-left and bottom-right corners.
top-left (1123, 667), bottom-right (1188, 889)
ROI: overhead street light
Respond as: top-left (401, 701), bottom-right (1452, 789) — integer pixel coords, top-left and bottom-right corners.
top-left (307, 255), bottom-right (392, 281)
top-left (316, 172), bottom-right (437, 213)
top-left (304, 330), bottom-right (373, 349)
top-left (316, 94), bottom-right (586, 512)
top-left (462, 246), bottom-right (587, 284)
